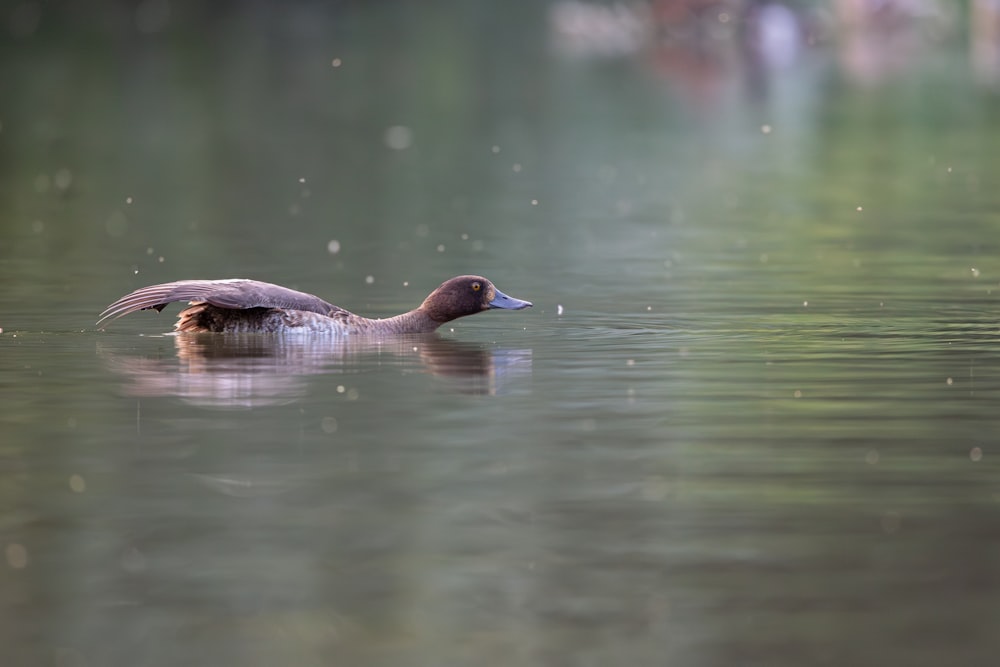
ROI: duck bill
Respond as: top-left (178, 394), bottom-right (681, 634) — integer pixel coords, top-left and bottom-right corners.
top-left (489, 289), bottom-right (532, 310)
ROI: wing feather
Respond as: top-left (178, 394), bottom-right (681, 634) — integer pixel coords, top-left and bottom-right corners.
top-left (97, 279), bottom-right (344, 327)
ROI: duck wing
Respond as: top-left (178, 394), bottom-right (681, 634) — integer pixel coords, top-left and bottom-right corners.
top-left (97, 279), bottom-right (345, 327)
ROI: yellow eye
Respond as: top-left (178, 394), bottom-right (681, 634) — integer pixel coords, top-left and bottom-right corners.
top-left (471, 282), bottom-right (481, 291)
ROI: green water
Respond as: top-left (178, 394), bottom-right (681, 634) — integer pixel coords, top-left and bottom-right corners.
top-left (3, 3), bottom-right (1000, 666)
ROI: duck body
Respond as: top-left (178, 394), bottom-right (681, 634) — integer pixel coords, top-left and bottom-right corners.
top-left (97, 276), bottom-right (532, 335)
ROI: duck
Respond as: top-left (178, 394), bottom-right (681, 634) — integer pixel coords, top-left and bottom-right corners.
top-left (97, 275), bottom-right (532, 334)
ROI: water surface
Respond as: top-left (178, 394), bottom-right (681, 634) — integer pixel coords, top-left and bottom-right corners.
top-left (3, 3), bottom-right (1000, 666)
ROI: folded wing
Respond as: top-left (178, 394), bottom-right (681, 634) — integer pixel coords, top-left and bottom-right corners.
top-left (97, 279), bottom-right (343, 327)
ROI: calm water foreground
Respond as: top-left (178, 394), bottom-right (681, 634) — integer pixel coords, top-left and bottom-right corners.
top-left (5, 3), bottom-right (1000, 666)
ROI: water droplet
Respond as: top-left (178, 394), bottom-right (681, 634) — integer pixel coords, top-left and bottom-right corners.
top-left (54, 168), bottom-right (73, 190)
top-left (384, 125), bottom-right (413, 150)
top-left (69, 474), bottom-right (86, 493)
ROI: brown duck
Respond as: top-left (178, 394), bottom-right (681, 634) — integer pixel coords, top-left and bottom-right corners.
top-left (97, 275), bottom-right (532, 334)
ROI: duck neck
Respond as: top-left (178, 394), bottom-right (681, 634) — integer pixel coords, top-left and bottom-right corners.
top-left (367, 309), bottom-right (442, 334)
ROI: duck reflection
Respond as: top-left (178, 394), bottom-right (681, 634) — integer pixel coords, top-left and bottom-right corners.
top-left (98, 333), bottom-right (532, 407)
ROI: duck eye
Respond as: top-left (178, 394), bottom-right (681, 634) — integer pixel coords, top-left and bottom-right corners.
top-left (471, 282), bottom-right (481, 291)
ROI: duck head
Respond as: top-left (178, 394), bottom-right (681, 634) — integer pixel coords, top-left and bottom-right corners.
top-left (420, 275), bottom-right (532, 324)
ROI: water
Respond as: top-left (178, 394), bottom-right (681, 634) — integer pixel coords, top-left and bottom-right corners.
top-left (4, 3), bottom-right (1000, 666)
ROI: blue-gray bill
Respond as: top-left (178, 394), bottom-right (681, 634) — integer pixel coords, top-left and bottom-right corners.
top-left (489, 289), bottom-right (533, 310)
